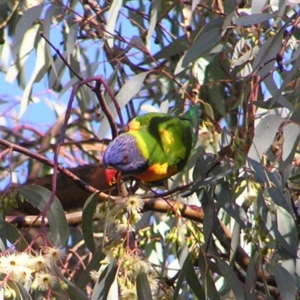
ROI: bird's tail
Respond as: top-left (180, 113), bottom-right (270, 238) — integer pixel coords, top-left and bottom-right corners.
top-left (181, 104), bottom-right (201, 147)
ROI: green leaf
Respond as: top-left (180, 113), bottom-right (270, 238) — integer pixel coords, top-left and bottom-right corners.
top-left (263, 76), bottom-right (295, 111)
top-left (91, 261), bottom-right (118, 300)
top-left (231, 38), bottom-right (259, 68)
top-left (173, 253), bottom-right (206, 299)
top-left (202, 190), bottom-right (217, 249)
top-left (19, 36), bottom-right (48, 118)
top-left (251, 0), bottom-right (267, 13)
top-left (77, 249), bottom-right (105, 289)
top-left (273, 263), bottom-right (296, 299)
top-left (245, 255), bottom-right (258, 300)
top-left (48, 52), bottom-right (67, 90)
top-left (217, 258), bottom-right (245, 300)
top-left (11, 4), bottom-right (43, 61)
top-left (198, 249), bottom-right (220, 300)
top-left (276, 206), bottom-right (298, 258)
top-left (105, 0), bottom-right (123, 48)
top-left (230, 222), bottom-right (240, 262)
top-left (15, 282), bottom-right (33, 300)
top-left (116, 71), bottom-right (149, 106)
top-left (235, 13), bottom-right (276, 26)
top-left (136, 273), bottom-right (153, 300)
top-left (173, 259), bottom-right (188, 299)
top-left (67, 23), bottom-right (78, 63)
top-left (6, 280), bottom-right (24, 300)
top-left (82, 193), bottom-right (99, 253)
top-left (146, 0), bottom-right (160, 49)
top-left (252, 33), bottom-right (283, 77)
top-left (65, 280), bottom-right (89, 300)
top-left (6, 24), bottom-right (40, 87)
top-left (0, 210), bottom-right (6, 251)
top-left (180, 18), bottom-right (224, 68)
top-left (269, 52), bottom-right (300, 110)
top-left (141, 34), bottom-right (189, 65)
top-left (248, 159), bottom-right (293, 213)
top-left (282, 123), bottom-right (300, 164)
top-left (268, 177), bottom-right (291, 210)
top-left (248, 115), bottom-right (284, 162)
top-left (192, 0), bottom-right (201, 11)
top-left (215, 182), bottom-right (249, 229)
top-left (19, 185), bottom-right (69, 246)
top-left (128, 6), bottom-right (145, 34)
top-left (185, 261), bottom-right (206, 299)
top-left (44, 4), bottom-right (63, 80)
top-left (5, 222), bottom-right (28, 251)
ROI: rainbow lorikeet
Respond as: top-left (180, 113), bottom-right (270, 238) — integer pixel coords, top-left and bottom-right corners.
top-left (103, 105), bottom-right (200, 184)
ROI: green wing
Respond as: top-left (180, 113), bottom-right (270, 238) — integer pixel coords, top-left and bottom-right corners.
top-left (128, 105), bottom-right (200, 172)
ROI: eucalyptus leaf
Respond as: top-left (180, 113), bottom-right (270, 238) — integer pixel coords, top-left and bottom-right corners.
top-left (235, 13), bottom-right (276, 26)
top-left (66, 282), bottom-right (89, 300)
top-left (202, 189), bottom-right (217, 249)
top-left (0, 213), bottom-right (6, 251)
top-left (173, 253), bottom-right (205, 299)
top-left (244, 255), bottom-right (257, 300)
top-left (269, 53), bottom-right (300, 109)
top-left (77, 250), bottom-right (106, 289)
top-left (198, 249), bottom-right (220, 300)
top-left (67, 23), bottom-right (78, 63)
top-left (229, 222), bottom-right (240, 262)
top-left (282, 123), bottom-right (300, 163)
top-left (215, 182), bottom-right (249, 229)
top-left (141, 34), bottom-right (189, 65)
top-left (263, 76), bottom-right (295, 111)
top-left (48, 52), bottom-right (67, 90)
top-left (105, 0), bottom-right (123, 48)
top-left (6, 24), bottom-right (39, 86)
top-left (5, 222), bottom-right (28, 251)
top-left (6, 280), bottom-right (27, 300)
top-left (19, 37), bottom-right (48, 118)
top-left (276, 206), bottom-right (298, 258)
top-left (91, 261), bottom-right (118, 300)
top-left (252, 33), bottom-right (283, 77)
top-left (44, 5), bottom-right (62, 77)
top-left (217, 258), bottom-right (245, 300)
top-left (192, 0), bottom-right (201, 11)
top-left (15, 282), bottom-right (33, 300)
top-left (231, 42), bottom-right (259, 68)
top-left (136, 273), bottom-right (153, 300)
top-left (180, 18), bottom-right (224, 68)
top-left (19, 185), bottom-right (69, 247)
top-left (251, 0), bottom-right (267, 13)
top-left (146, 0), bottom-right (160, 50)
top-left (11, 4), bottom-right (43, 61)
top-left (248, 115), bottom-right (284, 162)
top-left (273, 263), bottom-right (296, 299)
top-left (82, 193), bottom-right (99, 253)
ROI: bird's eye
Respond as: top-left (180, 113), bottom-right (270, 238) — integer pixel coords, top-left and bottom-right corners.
top-left (122, 155), bottom-right (129, 164)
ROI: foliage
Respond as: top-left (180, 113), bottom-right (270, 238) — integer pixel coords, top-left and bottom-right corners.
top-left (0, 0), bottom-right (300, 299)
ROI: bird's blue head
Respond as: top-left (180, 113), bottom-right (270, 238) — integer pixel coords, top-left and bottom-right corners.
top-left (103, 134), bottom-right (148, 175)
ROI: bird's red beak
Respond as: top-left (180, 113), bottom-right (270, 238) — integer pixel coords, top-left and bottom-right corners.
top-left (104, 168), bottom-right (120, 186)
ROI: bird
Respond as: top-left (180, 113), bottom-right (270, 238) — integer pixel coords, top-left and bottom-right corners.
top-left (103, 105), bottom-right (200, 184)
